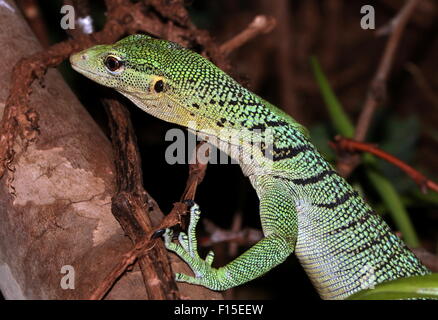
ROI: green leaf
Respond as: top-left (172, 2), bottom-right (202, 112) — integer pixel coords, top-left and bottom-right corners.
top-left (310, 56), bottom-right (355, 138)
top-left (347, 274), bottom-right (438, 300)
top-left (366, 167), bottom-right (420, 247)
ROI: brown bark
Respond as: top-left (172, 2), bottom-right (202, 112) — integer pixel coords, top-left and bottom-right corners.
top-left (0, 1), bottom-right (221, 300)
top-left (98, 97), bottom-right (179, 300)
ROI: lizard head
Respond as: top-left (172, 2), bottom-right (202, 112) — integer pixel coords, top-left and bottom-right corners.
top-left (70, 34), bottom-right (233, 127)
top-left (70, 34), bottom-right (310, 166)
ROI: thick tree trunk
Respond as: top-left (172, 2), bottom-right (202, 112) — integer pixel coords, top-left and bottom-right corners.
top-left (0, 1), bottom-right (221, 300)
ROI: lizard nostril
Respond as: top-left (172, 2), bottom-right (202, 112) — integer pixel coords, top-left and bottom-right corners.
top-left (81, 54), bottom-right (87, 60)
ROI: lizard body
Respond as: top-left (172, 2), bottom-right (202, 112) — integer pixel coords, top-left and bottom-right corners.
top-left (70, 35), bottom-right (429, 299)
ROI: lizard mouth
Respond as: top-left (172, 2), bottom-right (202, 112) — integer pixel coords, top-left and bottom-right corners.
top-left (70, 62), bottom-right (113, 81)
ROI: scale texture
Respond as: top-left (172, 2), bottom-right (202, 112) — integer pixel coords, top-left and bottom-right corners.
top-left (70, 35), bottom-right (430, 299)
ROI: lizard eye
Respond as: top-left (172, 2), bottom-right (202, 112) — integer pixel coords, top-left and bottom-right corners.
top-left (153, 79), bottom-right (164, 93)
top-left (104, 56), bottom-right (124, 73)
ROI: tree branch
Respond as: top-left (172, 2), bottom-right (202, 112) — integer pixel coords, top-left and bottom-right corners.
top-left (95, 97), bottom-right (179, 300)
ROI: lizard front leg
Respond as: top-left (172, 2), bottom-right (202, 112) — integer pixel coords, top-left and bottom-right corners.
top-left (163, 178), bottom-right (298, 291)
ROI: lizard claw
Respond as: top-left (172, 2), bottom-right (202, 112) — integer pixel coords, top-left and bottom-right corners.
top-left (183, 199), bottom-right (196, 207)
top-left (151, 228), bottom-right (166, 239)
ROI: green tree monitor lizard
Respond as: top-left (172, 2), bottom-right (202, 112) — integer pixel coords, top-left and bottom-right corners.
top-left (70, 35), bottom-right (429, 299)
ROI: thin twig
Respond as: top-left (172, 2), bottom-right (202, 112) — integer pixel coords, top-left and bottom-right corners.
top-left (337, 0), bottom-right (421, 177)
top-left (220, 15), bottom-right (276, 56)
top-left (89, 237), bottom-right (157, 300)
top-left (331, 136), bottom-right (438, 194)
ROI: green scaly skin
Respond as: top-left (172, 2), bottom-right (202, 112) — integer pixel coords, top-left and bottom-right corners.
top-left (70, 35), bottom-right (430, 299)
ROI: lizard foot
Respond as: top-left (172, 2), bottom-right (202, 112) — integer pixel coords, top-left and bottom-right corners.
top-left (163, 203), bottom-right (230, 290)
